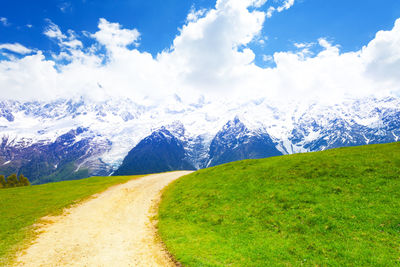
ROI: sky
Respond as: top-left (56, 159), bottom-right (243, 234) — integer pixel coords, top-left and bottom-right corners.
top-left (0, 0), bottom-right (400, 104)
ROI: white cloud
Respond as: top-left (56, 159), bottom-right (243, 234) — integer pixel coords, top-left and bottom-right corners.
top-left (186, 7), bottom-right (207, 23)
top-left (0, 43), bottom-right (33, 54)
top-left (294, 42), bottom-right (311, 49)
top-left (361, 19), bottom-right (400, 88)
top-left (0, 0), bottom-right (399, 105)
top-left (267, 0), bottom-right (295, 18)
top-left (277, 0), bottom-right (295, 12)
top-left (92, 19), bottom-right (140, 50)
top-left (158, 0), bottom-right (266, 95)
top-left (262, 55), bottom-right (273, 62)
top-left (44, 20), bottom-right (67, 40)
top-left (266, 42), bottom-right (367, 102)
top-left (257, 36), bottom-right (268, 45)
top-left (0, 17), bottom-right (9, 26)
top-left (63, 30), bottom-right (83, 48)
top-left (0, 52), bottom-right (59, 100)
top-left (293, 41), bottom-right (315, 58)
top-left (44, 21), bottom-right (83, 50)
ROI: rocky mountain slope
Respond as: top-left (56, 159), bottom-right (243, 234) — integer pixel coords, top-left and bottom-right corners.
top-left (207, 117), bottom-right (282, 167)
top-left (114, 128), bottom-right (195, 175)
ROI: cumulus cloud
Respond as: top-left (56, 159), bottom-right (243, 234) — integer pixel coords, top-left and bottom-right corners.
top-left (361, 19), bottom-right (400, 89)
top-left (0, 52), bottom-right (59, 100)
top-left (0, 43), bottom-right (33, 54)
top-left (0, 0), bottom-right (399, 104)
top-left (157, 0), bottom-right (266, 96)
top-left (93, 19), bottom-right (140, 50)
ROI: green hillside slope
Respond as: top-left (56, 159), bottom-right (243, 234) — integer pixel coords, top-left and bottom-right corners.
top-left (0, 175), bottom-right (142, 265)
top-left (159, 142), bottom-right (400, 266)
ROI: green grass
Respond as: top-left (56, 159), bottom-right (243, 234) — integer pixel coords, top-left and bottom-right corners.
top-left (158, 142), bottom-right (400, 266)
top-left (36, 161), bottom-right (90, 184)
top-left (0, 174), bottom-right (142, 264)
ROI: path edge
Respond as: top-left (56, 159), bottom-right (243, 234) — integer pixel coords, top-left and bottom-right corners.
top-left (150, 172), bottom-right (194, 267)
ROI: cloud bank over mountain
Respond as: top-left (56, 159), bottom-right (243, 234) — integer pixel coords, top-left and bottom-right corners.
top-left (0, 0), bottom-right (399, 104)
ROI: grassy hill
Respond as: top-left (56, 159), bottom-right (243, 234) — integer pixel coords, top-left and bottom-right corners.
top-left (158, 142), bottom-right (400, 266)
top-left (0, 174), bottom-right (142, 265)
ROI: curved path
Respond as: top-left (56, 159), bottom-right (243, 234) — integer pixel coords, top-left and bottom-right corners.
top-left (14, 171), bottom-right (192, 266)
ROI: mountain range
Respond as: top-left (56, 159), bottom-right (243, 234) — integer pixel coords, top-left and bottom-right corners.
top-left (0, 95), bottom-right (399, 184)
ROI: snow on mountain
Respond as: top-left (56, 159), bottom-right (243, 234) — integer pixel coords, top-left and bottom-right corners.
top-left (207, 116), bottom-right (282, 167)
top-left (0, 95), bottom-right (399, 183)
top-left (113, 126), bottom-right (195, 175)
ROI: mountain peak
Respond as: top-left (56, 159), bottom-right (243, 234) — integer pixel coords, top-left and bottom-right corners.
top-left (233, 115), bottom-right (241, 124)
top-left (222, 116), bottom-right (247, 133)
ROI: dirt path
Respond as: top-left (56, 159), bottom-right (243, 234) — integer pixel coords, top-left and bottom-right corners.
top-left (14, 171), bottom-right (192, 267)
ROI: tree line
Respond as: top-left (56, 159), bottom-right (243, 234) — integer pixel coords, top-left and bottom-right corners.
top-left (0, 174), bottom-right (30, 188)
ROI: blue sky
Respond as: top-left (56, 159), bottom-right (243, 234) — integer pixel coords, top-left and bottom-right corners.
top-left (0, 0), bottom-right (215, 57)
top-left (1, 0), bottom-right (400, 65)
top-left (0, 0), bottom-right (400, 103)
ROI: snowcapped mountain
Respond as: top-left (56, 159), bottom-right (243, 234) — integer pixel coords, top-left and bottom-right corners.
top-left (0, 95), bottom-right (399, 183)
top-left (113, 127), bottom-right (195, 175)
top-left (207, 117), bottom-right (282, 167)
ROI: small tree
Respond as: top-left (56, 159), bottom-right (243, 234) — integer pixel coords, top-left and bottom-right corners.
top-left (6, 174), bottom-right (18, 187)
top-left (19, 174), bottom-right (30, 186)
top-left (0, 175), bottom-right (5, 188)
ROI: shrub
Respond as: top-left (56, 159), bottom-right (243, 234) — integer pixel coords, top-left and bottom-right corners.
top-left (0, 175), bottom-right (5, 188)
top-left (18, 174), bottom-right (30, 186)
top-left (0, 174), bottom-right (31, 189)
top-left (6, 174), bottom-right (18, 188)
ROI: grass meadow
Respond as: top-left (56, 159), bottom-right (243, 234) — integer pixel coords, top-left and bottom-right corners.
top-left (0, 175), bottom-right (141, 264)
top-left (159, 142), bottom-right (400, 266)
